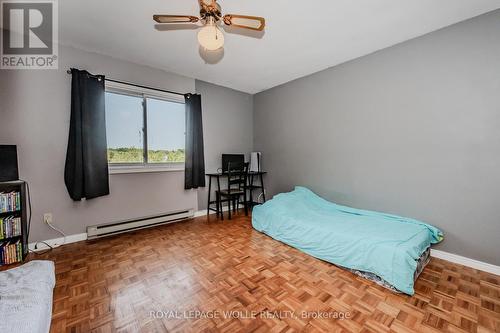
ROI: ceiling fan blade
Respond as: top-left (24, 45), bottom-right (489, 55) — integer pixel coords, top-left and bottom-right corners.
top-left (223, 14), bottom-right (265, 31)
top-left (154, 24), bottom-right (200, 32)
top-left (153, 15), bottom-right (199, 24)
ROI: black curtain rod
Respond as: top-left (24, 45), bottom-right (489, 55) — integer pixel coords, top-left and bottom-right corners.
top-left (66, 69), bottom-right (187, 97)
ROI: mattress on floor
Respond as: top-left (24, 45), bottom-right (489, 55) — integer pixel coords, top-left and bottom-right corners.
top-left (346, 246), bottom-right (431, 292)
top-left (252, 187), bottom-right (443, 295)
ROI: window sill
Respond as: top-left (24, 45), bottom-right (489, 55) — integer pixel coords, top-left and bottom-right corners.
top-left (109, 165), bottom-right (184, 175)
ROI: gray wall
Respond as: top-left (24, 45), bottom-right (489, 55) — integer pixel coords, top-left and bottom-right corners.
top-left (253, 10), bottom-right (500, 265)
top-left (0, 45), bottom-right (252, 242)
top-left (195, 80), bottom-right (254, 210)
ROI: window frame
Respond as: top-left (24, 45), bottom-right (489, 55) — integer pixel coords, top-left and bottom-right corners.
top-left (105, 81), bottom-right (186, 174)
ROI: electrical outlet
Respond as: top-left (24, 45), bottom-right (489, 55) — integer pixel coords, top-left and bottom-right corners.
top-left (43, 213), bottom-right (53, 225)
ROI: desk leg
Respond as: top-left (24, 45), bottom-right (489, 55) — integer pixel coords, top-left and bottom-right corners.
top-left (260, 173), bottom-right (266, 203)
top-left (207, 176), bottom-right (212, 216)
top-left (217, 175), bottom-right (223, 220)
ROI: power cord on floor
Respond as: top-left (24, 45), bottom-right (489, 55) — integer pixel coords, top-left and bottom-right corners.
top-left (20, 179), bottom-right (66, 255)
top-left (45, 220), bottom-right (66, 246)
top-left (32, 220), bottom-right (67, 254)
top-left (32, 241), bottom-right (54, 255)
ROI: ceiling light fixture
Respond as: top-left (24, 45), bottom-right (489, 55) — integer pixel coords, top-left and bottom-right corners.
top-left (197, 17), bottom-right (224, 51)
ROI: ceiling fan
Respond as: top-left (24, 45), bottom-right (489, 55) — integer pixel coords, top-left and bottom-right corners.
top-left (153, 0), bottom-right (266, 51)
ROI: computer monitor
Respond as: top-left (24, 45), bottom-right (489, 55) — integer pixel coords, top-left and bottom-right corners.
top-left (222, 154), bottom-right (245, 172)
top-left (0, 145), bottom-right (19, 182)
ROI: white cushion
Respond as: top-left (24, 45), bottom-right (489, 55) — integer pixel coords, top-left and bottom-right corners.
top-left (0, 260), bottom-right (55, 333)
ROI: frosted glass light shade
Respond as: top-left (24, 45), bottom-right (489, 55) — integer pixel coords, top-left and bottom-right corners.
top-left (197, 24), bottom-right (224, 51)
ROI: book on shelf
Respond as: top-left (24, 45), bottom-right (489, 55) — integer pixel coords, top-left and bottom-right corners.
top-left (0, 239), bottom-right (23, 265)
top-left (0, 215), bottom-right (22, 239)
top-left (0, 191), bottom-right (21, 213)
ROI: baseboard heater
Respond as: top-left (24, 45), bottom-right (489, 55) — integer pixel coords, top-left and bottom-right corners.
top-left (87, 208), bottom-right (195, 239)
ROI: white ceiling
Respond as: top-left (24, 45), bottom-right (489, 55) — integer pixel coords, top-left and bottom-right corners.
top-left (59, 0), bottom-right (500, 94)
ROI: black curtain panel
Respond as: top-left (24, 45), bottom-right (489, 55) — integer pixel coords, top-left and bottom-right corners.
top-left (184, 93), bottom-right (206, 189)
top-left (64, 68), bottom-right (110, 200)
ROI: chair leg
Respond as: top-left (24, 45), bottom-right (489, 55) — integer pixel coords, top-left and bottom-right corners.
top-left (215, 192), bottom-right (220, 218)
top-left (228, 197), bottom-right (232, 220)
top-left (243, 193), bottom-right (248, 216)
top-left (214, 192), bottom-right (217, 217)
top-left (219, 194), bottom-right (224, 221)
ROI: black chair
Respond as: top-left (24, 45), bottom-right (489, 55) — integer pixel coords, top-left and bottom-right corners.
top-left (216, 162), bottom-right (249, 220)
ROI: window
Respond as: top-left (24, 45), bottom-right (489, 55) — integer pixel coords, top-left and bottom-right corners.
top-left (106, 92), bottom-right (144, 163)
top-left (105, 81), bottom-right (185, 172)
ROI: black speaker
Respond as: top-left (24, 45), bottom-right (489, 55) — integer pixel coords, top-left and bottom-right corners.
top-left (0, 145), bottom-right (19, 182)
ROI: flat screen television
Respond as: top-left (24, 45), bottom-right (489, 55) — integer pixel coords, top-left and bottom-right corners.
top-left (0, 145), bottom-right (19, 182)
top-left (222, 154), bottom-right (245, 172)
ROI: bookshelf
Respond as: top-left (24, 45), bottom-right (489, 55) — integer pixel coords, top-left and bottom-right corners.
top-left (0, 180), bottom-right (28, 265)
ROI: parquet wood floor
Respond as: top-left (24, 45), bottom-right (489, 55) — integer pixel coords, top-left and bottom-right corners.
top-left (25, 212), bottom-right (500, 333)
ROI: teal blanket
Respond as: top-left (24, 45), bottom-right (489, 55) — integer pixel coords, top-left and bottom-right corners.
top-left (252, 187), bottom-right (443, 294)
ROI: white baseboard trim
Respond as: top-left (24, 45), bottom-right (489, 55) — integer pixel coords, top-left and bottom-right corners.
top-left (29, 207), bottom-right (229, 252)
top-left (29, 233), bottom-right (88, 252)
top-left (431, 249), bottom-right (500, 276)
top-left (194, 206), bottom-right (230, 217)
top-left (194, 209), bottom-right (208, 217)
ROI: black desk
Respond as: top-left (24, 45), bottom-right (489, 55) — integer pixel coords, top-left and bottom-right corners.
top-left (205, 171), bottom-right (267, 217)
